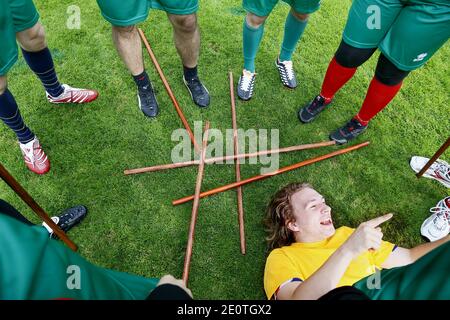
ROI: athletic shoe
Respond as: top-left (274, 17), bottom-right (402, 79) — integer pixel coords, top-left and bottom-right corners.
top-left (329, 118), bottom-right (368, 145)
top-left (237, 69), bottom-right (256, 101)
top-left (137, 83), bottom-right (159, 118)
top-left (183, 76), bottom-right (210, 108)
top-left (421, 197), bottom-right (450, 242)
top-left (298, 95), bottom-right (332, 123)
top-left (47, 84), bottom-right (98, 104)
top-left (410, 156), bottom-right (450, 188)
top-left (276, 58), bottom-right (297, 89)
top-left (42, 205), bottom-right (87, 238)
top-left (19, 137), bottom-right (50, 175)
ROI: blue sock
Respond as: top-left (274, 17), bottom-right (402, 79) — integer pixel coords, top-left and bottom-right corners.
top-left (243, 19), bottom-right (265, 73)
top-left (0, 89), bottom-right (35, 143)
top-left (279, 12), bottom-right (308, 61)
top-left (21, 47), bottom-right (64, 98)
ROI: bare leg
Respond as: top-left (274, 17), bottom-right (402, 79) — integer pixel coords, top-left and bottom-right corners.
top-left (0, 76), bottom-right (7, 95)
top-left (112, 25), bottom-right (158, 117)
top-left (112, 25), bottom-right (144, 76)
top-left (167, 13), bottom-right (199, 68)
top-left (16, 22), bottom-right (47, 52)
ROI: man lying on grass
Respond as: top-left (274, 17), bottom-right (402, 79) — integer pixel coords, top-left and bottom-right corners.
top-left (264, 183), bottom-right (450, 300)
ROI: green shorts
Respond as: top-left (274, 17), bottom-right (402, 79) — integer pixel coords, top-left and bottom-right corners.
top-left (354, 241), bottom-right (450, 300)
top-left (342, 0), bottom-right (450, 71)
top-left (243, 0), bottom-right (321, 17)
top-left (96, 0), bottom-right (199, 26)
top-left (0, 0), bottom-right (39, 76)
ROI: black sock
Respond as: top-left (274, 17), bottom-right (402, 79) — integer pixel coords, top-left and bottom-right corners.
top-left (133, 70), bottom-right (151, 91)
top-left (0, 89), bottom-right (35, 144)
top-left (183, 65), bottom-right (198, 80)
top-left (21, 47), bottom-right (64, 98)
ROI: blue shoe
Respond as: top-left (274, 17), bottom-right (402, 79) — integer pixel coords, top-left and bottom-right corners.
top-left (330, 118), bottom-right (368, 145)
top-left (43, 205), bottom-right (87, 238)
top-left (183, 75), bottom-right (210, 108)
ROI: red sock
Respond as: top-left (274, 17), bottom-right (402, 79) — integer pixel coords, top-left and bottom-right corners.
top-left (355, 77), bottom-right (403, 126)
top-left (320, 57), bottom-right (357, 100)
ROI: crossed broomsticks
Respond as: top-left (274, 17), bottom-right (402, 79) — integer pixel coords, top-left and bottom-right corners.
top-left (127, 29), bottom-right (371, 286)
top-left (2, 29), bottom-right (400, 285)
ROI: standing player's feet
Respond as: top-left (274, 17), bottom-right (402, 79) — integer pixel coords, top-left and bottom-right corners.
top-left (421, 196), bottom-right (450, 242)
top-left (183, 76), bottom-right (210, 108)
top-left (329, 118), bottom-right (368, 145)
top-left (19, 136), bottom-right (50, 175)
top-left (276, 58), bottom-right (297, 89)
top-left (137, 83), bottom-right (159, 118)
top-left (237, 69), bottom-right (256, 101)
top-left (298, 95), bottom-right (332, 123)
top-left (410, 156), bottom-right (450, 188)
top-left (47, 84), bottom-right (98, 104)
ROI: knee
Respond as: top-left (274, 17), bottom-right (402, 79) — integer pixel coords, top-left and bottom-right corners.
top-left (19, 23), bottom-right (47, 51)
top-left (172, 14), bottom-right (197, 33)
top-left (246, 13), bottom-right (267, 28)
top-left (375, 54), bottom-right (410, 85)
top-left (334, 40), bottom-right (376, 68)
top-left (291, 10), bottom-right (310, 22)
top-left (112, 25), bottom-right (137, 38)
top-left (0, 77), bottom-right (7, 95)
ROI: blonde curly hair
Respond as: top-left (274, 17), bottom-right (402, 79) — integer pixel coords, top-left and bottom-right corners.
top-left (265, 182), bottom-right (312, 250)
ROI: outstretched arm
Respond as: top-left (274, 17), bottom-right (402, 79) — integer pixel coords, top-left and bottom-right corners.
top-left (382, 235), bottom-right (450, 269)
top-left (277, 214), bottom-right (393, 300)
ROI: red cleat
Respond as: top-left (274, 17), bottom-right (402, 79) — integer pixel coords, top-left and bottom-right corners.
top-left (47, 84), bottom-right (98, 104)
top-left (19, 137), bottom-right (50, 175)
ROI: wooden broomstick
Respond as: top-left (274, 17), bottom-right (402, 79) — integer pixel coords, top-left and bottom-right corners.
top-left (182, 121), bottom-right (210, 285)
top-left (0, 163), bottom-right (78, 251)
top-left (229, 72), bottom-right (246, 255)
top-left (124, 140), bottom-right (336, 175)
top-left (173, 141), bottom-right (370, 206)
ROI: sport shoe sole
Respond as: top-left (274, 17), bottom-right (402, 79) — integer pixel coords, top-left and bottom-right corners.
top-left (410, 156), bottom-right (450, 188)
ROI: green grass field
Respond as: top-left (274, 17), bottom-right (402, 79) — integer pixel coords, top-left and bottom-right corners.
top-left (1, 0), bottom-right (449, 299)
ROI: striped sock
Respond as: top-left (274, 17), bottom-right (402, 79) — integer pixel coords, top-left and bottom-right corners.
top-left (21, 47), bottom-right (64, 98)
top-left (0, 89), bottom-right (35, 143)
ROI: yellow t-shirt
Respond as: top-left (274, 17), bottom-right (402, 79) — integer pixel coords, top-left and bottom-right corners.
top-left (264, 226), bottom-right (395, 299)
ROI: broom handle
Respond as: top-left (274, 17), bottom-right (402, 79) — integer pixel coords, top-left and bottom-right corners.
top-left (182, 122), bottom-right (210, 285)
top-left (124, 140), bottom-right (336, 175)
top-left (0, 163), bottom-right (78, 251)
top-left (173, 141), bottom-right (370, 206)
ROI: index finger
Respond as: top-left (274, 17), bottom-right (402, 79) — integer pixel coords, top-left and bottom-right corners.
top-left (365, 213), bottom-right (393, 228)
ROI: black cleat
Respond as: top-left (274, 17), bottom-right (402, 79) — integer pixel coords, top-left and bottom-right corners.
top-left (137, 84), bottom-right (159, 118)
top-left (183, 76), bottom-right (210, 108)
top-left (298, 95), bottom-right (332, 123)
top-left (237, 69), bottom-right (256, 101)
top-left (330, 118), bottom-right (368, 145)
top-left (276, 58), bottom-right (297, 89)
top-left (43, 205), bottom-right (87, 238)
